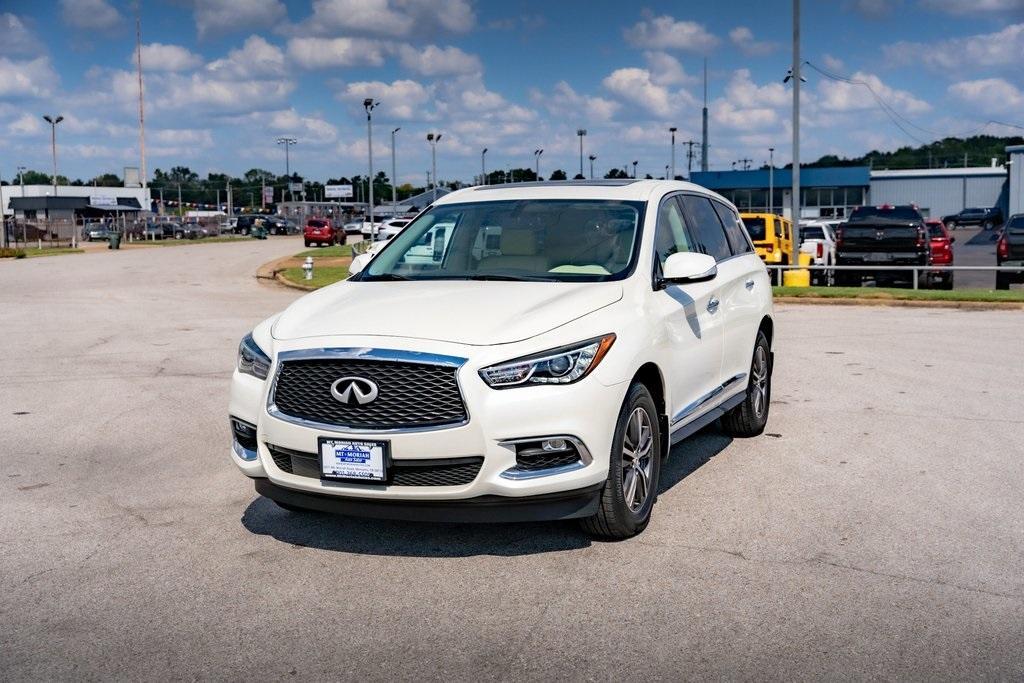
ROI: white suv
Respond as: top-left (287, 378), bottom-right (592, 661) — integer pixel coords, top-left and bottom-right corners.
top-left (230, 180), bottom-right (774, 538)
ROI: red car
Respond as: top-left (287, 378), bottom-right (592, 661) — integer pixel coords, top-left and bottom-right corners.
top-left (304, 218), bottom-right (338, 247)
top-left (926, 219), bottom-right (954, 289)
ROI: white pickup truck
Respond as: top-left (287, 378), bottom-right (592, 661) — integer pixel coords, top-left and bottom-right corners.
top-left (799, 219), bottom-right (840, 286)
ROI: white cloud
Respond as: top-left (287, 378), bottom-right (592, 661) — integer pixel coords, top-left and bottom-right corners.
top-left (150, 128), bottom-right (215, 148)
top-left (728, 27), bottom-right (779, 56)
top-left (7, 113), bottom-right (44, 136)
top-left (267, 109), bottom-right (338, 144)
top-left (153, 73), bottom-right (295, 114)
top-left (885, 23), bottom-right (1024, 70)
top-left (398, 45), bottom-right (481, 76)
top-left (817, 71), bottom-right (931, 114)
top-left (948, 78), bottom-right (1024, 114)
top-left (644, 51), bottom-right (696, 87)
top-left (0, 56), bottom-right (59, 98)
top-left (338, 79), bottom-right (430, 119)
top-left (287, 37), bottom-right (386, 69)
top-left (137, 43), bottom-right (203, 72)
top-left (60, 0), bottom-right (122, 30)
top-left (208, 36), bottom-right (286, 78)
top-left (193, 0), bottom-right (286, 39)
top-left (822, 54), bottom-right (845, 72)
top-left (531, 81), bottom-right (620, 122)
top-left (851, 0), bottom-right (899, 17)
top-left (301, 0), bottom-right (474, 38)
top-left (724, 69), bottom-right (788, 108)
top-left (0, 13), bottom-right (42, 56)
top-left (602, 68), bottom-right (697, 118)
top-left (919, 0), bottom-right (1024, 14)
top-left (623, 13), bottom-right (718, 52)
top-left (711, 100), bottom-right (779, 130)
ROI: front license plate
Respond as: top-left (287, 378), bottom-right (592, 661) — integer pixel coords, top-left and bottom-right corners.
top-left (318, 437), bottom-right (388, 482)
top-left (868, 252), bottom-right (888, 261)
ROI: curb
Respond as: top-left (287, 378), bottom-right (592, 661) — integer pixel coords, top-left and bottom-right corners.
top-left (775, 296), bottom-right (1024, 310)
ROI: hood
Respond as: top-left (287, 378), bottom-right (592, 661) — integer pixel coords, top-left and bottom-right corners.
top-left (272, 280), bottom-right (623, 346)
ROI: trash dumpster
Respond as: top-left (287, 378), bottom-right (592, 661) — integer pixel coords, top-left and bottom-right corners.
top-left (252, 226), bottom-right (268, 240)
top-left (108, 233), bottom-right (122, 250)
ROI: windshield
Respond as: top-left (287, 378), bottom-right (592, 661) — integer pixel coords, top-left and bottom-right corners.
top-left (926, 222), bottom-right (946, 238)
top-left (801, 227), bottom-right (825, 241)
top-left (362, 199), bottom-right (644, 282)
top-left (743, 217), bottom-right (767, 241)
top-left (849, 206), bottom-right (922, 222)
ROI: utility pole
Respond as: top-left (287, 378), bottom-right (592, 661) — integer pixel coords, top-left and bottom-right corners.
top-left (177, 183), bottom-right (182, 218)
top-left (363, 99), bottom-right (378, 233)
top-left (276, 137), bottom-right (296, 202)
top-left (481, 148), bottom-right (488, 185)
top-left (684, 140), bottom-right (698, 178)
top-left (260, 173), bottom-right (266, 211)
top-left (669, 127), bottom-right (677, 179)
top-left (577, 129), bottom-right (587, 178)
top-left (427, 133), bottom-right (441, 202)
top-left (135, 11), bottom-right (147, 189)
top-left (226, 179), bottom-right (232, 219)
top-left (701, 59), bottom-right (709, 172)
top-left (788, 0), bottom-right (801, 266)
top-left (768, 147), bottom-right (775, 215)
top-left (391, 127), bottom-right (400, 213)
top-left (534, 149), bottom-right (543, 179)
top-left (43, 114), bottom-right (68, 245)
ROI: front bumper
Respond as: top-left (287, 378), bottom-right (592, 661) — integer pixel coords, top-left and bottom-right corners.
top-left (229, 336), bottom-right (626, 516)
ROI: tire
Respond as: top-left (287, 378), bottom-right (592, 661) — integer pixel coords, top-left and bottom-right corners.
top-left (836, 270), bottom-right (857, 287)
top-left (942, 275), bottom-right (954, 290)
top-left (580, 382), bottom-right (662, 540)
top-left (721, 330), bottom-right (772, 438)
top-left (983, 220), bottom-right (994, 231)
top-left (996, 273), bottom-right (1010, 290)
top-left (304, 240), bottom-right (311, 247)
top-left (947, 221), bottom-right (957, 231)
top-left (174, 232), bottom-right (183, 239)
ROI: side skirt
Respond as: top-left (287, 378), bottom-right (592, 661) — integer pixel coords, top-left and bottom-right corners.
top-left (669, 391), bottom-right (745, 445)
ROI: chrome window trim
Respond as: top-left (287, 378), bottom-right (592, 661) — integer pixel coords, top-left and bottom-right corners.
top-left (497, 435), bottom-right (593, 480)
top-left (670, 373), bottom-right (747, 429)
top-left (266, 347), bottom-right (471, 434)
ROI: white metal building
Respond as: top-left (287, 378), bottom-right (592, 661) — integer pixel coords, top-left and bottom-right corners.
top-left (869, 166), bottom-right (1008, 219)
top-left (2, 184), bottom-right (152, 217)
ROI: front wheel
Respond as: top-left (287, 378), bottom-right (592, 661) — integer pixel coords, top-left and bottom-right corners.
top-left (996, 273), bottom-right (1010, 290)
top-left (721, 331), bottom-right (772, 437)
top-left (580, 383), bottom-right (661, 540)
top-left (947, 221), bottom-right (957, 231)
top-left (983, 220), bottom-right (994, 231)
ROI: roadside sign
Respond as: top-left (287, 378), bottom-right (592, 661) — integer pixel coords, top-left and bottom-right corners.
top-left (289, 183), bottom-right (303, 193)
top-left (89, 195), bottom-right (117, 207)
top-left (325, 184), bottom-right (353, 199)
top-left (262, 186), bottom-right (274, 204)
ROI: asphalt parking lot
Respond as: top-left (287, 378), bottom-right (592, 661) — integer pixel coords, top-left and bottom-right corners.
top-left (1, 241), bottom-right (1022, 680)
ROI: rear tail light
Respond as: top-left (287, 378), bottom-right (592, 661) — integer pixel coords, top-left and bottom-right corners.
top-left (998, 237), bottom-right (1009, 259)
top-left (816, 243), bottom-right (823, 259)
top-left (765, 244), bottom-right (774, 253)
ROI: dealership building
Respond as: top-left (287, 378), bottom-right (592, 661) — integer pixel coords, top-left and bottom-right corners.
top-left (692, 145), bottom-right (1022, 221)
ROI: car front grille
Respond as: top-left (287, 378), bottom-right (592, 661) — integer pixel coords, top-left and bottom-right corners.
top-left (271, 358), bottom-right (467, 430)
top-left (266, 444), bottom-right (483, 487)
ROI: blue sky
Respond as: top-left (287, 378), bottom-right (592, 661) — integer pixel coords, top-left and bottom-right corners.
top-left (1, 0), bottom-right (1022, 186)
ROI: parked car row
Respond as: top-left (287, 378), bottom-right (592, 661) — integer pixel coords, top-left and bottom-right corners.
top-left (232, 215), bottom-right (299, 236)
top-left (996, 215), bottom-right (1024, 290)
top-left (943, 206), bottom-right (1002, 231)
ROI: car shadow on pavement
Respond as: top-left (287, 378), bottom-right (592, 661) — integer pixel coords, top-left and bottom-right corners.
top-left (240, 426), bottom-right (732, 557)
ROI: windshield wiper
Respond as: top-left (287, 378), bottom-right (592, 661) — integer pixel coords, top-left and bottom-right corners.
top-left (360, 273), bottom-right (410, 281)
top-left (464, 274), bottom-right (558, 282)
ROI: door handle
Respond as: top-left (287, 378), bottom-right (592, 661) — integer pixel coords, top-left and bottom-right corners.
top-left (745, 279), bottom-right (755, 290)
top-left (707, 297), bottom-right (720, 313)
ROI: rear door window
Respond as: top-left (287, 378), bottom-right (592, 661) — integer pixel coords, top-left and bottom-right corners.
top-left (680, 195), bottom-right (732, 262)
top-left (712, 201), bottom-right (753, 255)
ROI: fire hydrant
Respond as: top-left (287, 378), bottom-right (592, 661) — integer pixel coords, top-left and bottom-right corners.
top-left (303, 256), bottom-right (314, 281)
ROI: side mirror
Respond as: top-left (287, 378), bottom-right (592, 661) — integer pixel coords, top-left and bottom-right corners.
top-left (660, 252), bottom-right (717, 287)
top-left (349, 257), bottom-right (366, 275)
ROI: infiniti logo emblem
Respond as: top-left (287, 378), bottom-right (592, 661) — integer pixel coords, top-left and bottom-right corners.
top-left (330, 377), bottom-right (379, 405)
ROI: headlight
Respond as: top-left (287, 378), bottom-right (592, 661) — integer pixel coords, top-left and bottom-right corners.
top-left (479, 334), bottom-right (615, 388)
top-left (237, 333), bottom-right (271, 380)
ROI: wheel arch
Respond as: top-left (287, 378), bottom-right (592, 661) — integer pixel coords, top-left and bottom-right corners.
top-left (758, 315), bottom-right (774, 349)
top-left (630, 362), bottom-right (670, 459)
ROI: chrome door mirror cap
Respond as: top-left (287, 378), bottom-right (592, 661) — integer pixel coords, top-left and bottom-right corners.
top-left (662, 252), bottom-right (717, 285)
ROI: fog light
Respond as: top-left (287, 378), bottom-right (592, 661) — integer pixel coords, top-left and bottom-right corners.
top-left (541, 438), bottom-right (568, 452)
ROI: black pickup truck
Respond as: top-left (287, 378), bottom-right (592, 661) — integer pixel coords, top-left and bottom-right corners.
top-left (835, 205), bottom-right (931, 287)
top-left (996, 214), bottom-right (1024, 290)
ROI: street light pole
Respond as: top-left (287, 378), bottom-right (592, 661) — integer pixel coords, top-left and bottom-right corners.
top-left (768, 147), bottom-right (775, 214)
top-left (588, 154), bottom-right (596, 180)
top-left (391, 127), bottom-right (400, 213)
top-left (669, 127), bottom-right (677, 180)
top-left (632, 160), bottom-right (638, 179)
top-left (363, 99), bottom-right (378, 234)
top-left (426, 133), bottom-right (441, 202)
top-left (276, 137), bottom-right (296, 202)
top-left (577, 129), bottom-right (587, 178)
top-left (534, 149), bottom-right (543, 179)
top-left (481, 148), bottom-right (488, 185)
top-left (42, 114), bottom-right (67, 245)
top-left (788, 0), bottom-right (801, 267)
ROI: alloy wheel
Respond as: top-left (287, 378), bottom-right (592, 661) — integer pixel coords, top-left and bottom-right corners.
top-left (752, 345), bottom-right (769, 418)
top-left (621, 406), bottom-right (654, 512)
